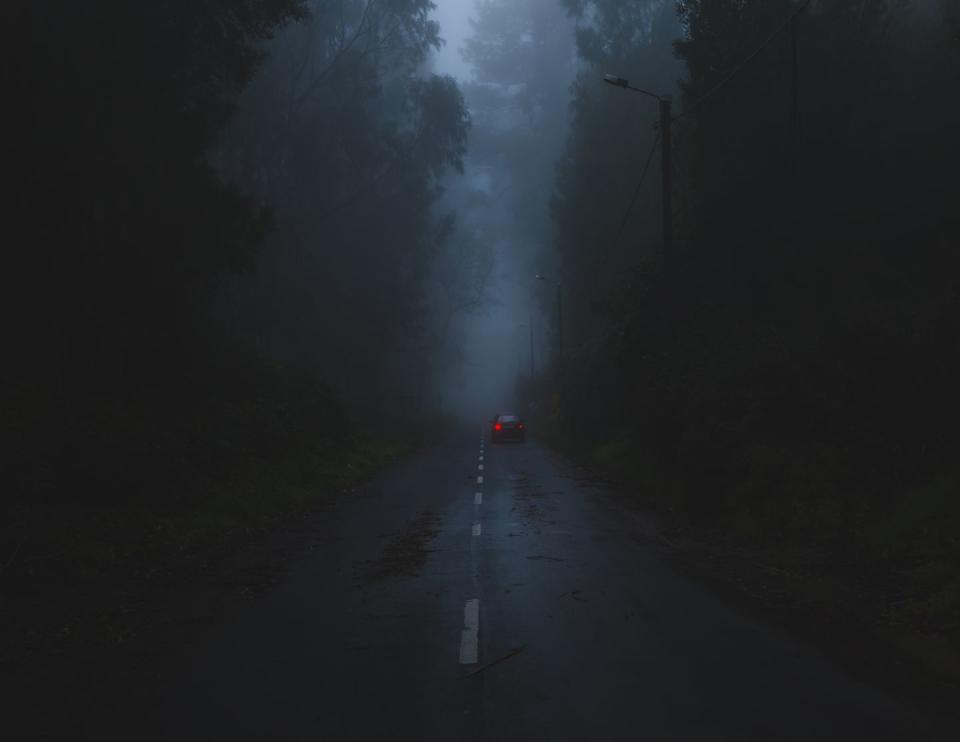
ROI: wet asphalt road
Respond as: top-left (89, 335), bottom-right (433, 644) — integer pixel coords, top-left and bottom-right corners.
top-left (87, 427), bottom-right (956, 741)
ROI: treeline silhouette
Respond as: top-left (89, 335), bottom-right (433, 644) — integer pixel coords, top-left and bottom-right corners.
top-left (4, 1), bottom-right (468, 512)
top-left (554, 0), bottom-right (960, 637)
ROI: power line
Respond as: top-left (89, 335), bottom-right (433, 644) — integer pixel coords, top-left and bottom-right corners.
top-left (677, 0), bottom-right (811, 120)
top-left (615, 130), bottom-right (661, 240)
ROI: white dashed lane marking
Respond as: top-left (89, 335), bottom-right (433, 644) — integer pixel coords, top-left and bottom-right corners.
top-left (460, 430), bottom-right (486, 666)
top-left (459, 599), bottom-right (480, 664)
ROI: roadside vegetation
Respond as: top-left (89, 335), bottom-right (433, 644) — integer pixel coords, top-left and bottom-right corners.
top-left (3, 1), bottom-right (469, 664)
top-left (533, 0), bottom-right (960, 685)
top-left (3, 371), bottom-right (443, 667)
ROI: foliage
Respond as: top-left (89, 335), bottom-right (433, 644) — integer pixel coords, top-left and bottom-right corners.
top-left (2, 2), bottom-right (471, 511)
top-left (215, 0), bottom-right (470, 407)
top-left (451, 0), bottom-right (577, 393)
top-left (552, 0), bottom-right (960, 631)
top-left (552, 0), bottom-right (683, 370)
top-left (5, 2), bottom-right (305, 395)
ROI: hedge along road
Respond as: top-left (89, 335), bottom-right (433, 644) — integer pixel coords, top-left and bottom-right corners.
top-left (71, 424), bottom-right (958, 741)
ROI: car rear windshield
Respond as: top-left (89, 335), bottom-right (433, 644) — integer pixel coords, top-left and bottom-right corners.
top-left (499, 415), bottom-right (519, 422)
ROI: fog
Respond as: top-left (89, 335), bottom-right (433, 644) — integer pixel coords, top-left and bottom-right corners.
top-left (10, 0), bottom-right (960, 467)
top-left (7, 2), bottom-right (960, 735)
top-left (432, 0), bottom-right (475, 80)
top-left (427, 0), bottom-right (577, 421)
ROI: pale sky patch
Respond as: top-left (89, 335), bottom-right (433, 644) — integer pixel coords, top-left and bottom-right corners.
top-left (431, 0), bottom-right (476, 80)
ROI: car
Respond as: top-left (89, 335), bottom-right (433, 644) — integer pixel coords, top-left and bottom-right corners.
top-left (491, 413), bottom-right (525, 443)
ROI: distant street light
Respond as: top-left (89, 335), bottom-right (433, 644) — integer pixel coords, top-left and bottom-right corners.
top-left (603, 73), bottom-right (673, 276)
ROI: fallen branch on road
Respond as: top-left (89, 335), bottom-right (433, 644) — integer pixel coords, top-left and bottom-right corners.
top-left (462, 645), bottom-right (526, 678)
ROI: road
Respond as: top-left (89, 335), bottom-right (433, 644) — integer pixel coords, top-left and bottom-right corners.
top-left (84, 426), bottom-right (955, 741)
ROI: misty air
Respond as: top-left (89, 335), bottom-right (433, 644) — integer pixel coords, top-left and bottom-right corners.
top-left (4, 1), bottom-right (960, 739)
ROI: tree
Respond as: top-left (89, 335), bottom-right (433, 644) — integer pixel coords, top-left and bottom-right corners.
top-left (551, 0), bottom-right (960, 542)
top-left (4, 2), bottom-right (309, 507)
top-left (5, 1), bottom-right (306, 393)
top-left (214, 1), bottom-right (470, 408)
top-left (456, 0), bottom-right (578, 370)
top-left (551, 1), bottom-right (681, 361)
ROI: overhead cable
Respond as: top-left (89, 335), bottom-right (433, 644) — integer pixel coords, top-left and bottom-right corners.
top-left (677, 0), bottom-right (812, 120)
top-left (615, 130), bottom-right (661, 240)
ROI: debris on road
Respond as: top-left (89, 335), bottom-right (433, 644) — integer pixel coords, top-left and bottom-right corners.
top-left (463, 645), bottom-right (527, 678)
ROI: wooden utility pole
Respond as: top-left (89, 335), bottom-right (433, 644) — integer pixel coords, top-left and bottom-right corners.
top-left (659, 96), bottom-right (673, 276)
top-left (602, 75), bottom-right (673, 273)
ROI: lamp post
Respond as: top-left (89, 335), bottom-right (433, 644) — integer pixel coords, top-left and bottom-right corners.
top-left (603, 74), bottom-right (672, 276)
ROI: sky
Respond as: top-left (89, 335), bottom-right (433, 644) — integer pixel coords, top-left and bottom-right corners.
top-left (431, 0), bottom-right (475, 80)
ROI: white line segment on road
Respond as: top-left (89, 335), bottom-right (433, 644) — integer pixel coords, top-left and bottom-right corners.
top-left (477, 475), bottom-right (483, 484)
top-left (459, 599), bottom-right (480, 664)
top-left (478, 464), bottom-right (484, 471)
top-left (472, 522), bottom-right (482, 536)
top-left (475, 492), bottom-right (482, 505)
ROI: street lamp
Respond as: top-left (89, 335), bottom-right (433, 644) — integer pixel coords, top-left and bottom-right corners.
top-left (603, 73), bottom-right (673, 276)
top-left (603, 75), bottom-right (666, 102)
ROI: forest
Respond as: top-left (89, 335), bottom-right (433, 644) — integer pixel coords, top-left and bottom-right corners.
top-left (5, 1), bottom-right (471, 512)
top-left (4, 0), bottom-right (960, 727)
top-left (548, 0), bottom-right (960, 655)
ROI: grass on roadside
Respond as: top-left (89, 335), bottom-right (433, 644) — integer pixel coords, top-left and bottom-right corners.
top-left (167, 435), bottom-right (413, 549)
top-left (1, 427), bottom-right (433, 666)
top-left (536, 415), bottom-right (960, 689)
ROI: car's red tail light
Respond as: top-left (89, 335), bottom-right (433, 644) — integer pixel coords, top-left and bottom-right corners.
top-left (494, 423), bottom-right (502, 430)
top-left (518, 423), bottom-right (524, 429)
